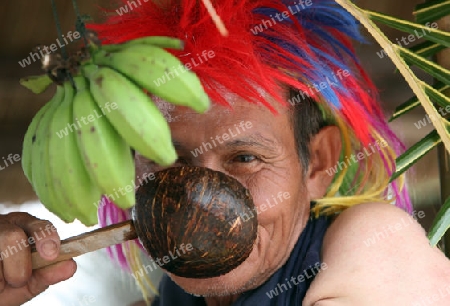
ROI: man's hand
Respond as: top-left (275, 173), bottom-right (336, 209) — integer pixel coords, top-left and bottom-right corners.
top-left (0, 212), bottom-right (76, 306)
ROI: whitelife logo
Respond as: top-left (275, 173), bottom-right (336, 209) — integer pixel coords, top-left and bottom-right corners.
top-left (0, 224), bottom-right (57, 261)
top-left (18, 31), bottom-right (81, 68)
top-left (265, 262), bottom-right (328, 299)
top-left (56, 102), bottom-right (118, 139)
top-left (93, 172), bottom-right (156, 209)
top-left (287, 69), bottom-right (351, 106)
top-left (250, 0), bottom-right (313, 35)
top-left (376, 22), bottom-right (438, 59)
top-left (325, 140), bottom-right (388, 176)
top-left (131, 243), bottom-right (194, 279)
top-left (362, 210), bottom-right (425, 247)
top-left (228, 192), bottom-right (290, 227)
top-left (153, 51), bottom-right (216, 87)
top-left (414, 104), bottom-right (450, 130)
top-left (0, 154), bottom-right (21, 171)
top-left (190, 121), bottom-right (253, 157)
top-left (116, 0), bottom-right (149, 16)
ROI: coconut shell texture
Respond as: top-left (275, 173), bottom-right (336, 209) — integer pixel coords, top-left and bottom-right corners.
top-left (133, 166), bottom-right (257, 278)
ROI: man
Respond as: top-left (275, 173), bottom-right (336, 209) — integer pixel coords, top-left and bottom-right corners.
top-left (1, 0), bottom-right (450, 305)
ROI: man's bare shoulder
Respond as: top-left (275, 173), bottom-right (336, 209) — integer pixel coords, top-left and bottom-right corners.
top-left (303, 203), bottom-right (450, 306)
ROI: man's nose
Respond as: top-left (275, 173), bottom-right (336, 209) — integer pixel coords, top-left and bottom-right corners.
top-left (191, 156), bottom-right (222, 173)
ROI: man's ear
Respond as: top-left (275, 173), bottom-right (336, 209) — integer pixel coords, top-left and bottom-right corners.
top-left (305, 126), bottom-right (341, 199)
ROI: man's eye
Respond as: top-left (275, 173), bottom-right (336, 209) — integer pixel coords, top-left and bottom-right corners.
top-left (233, 154), bottom-right (257, 163)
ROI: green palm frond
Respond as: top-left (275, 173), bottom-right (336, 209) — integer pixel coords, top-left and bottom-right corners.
top-left (429, 195), bottom-right (450, 246)
top-left (399, 47), bottom-right (450, 84)
top-left (336, 0), bottom-right (450, 247)
top-left (414, 0), bottom-right (450, 24)
top-left (390, 130), bottom-right (442, 182)
top-left (390, 82), bottom-right (450, 121)
top-left (410, 40), bottom-right (447, 58)
top-left (365, 10), bottom-right (450, 48)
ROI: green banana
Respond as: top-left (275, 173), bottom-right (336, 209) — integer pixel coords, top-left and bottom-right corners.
top-left (22, 96), bottom-right (55, 183)
top-left (30, 85), bottom-right (75, 222)
top-left (42, 89), bottom-right (78, 223)
top-left (93, 44), bottom-right (210, 113)
top-left (72, 77), bottom-right (136, 209)
top-left (84, 65), bottom-right (177, 166)
top-left (48, 77), bottom-right (102, 226)
top-left (101, 36), bottom-right (184, 52)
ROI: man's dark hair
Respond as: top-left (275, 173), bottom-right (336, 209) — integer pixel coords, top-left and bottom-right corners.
top-left (288, 87), bottom-right (329, 171)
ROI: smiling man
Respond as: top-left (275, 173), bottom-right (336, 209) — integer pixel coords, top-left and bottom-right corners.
top-left (2, 0), bottom-right (450, 305)
top-left (91, 0), bottom-right (450, 305)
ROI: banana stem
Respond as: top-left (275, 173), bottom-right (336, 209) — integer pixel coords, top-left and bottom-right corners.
top-left (71, 0), bottom-right (89, 47)
top-left (50, 0), bottom-right (68, 60)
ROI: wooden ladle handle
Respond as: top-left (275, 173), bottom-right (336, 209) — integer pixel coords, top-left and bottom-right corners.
top-left (31, 220), bottom-right (137, 270)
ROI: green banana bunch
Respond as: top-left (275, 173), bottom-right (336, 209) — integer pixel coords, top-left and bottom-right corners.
top-left (20, 33), bottom-right (210, 225)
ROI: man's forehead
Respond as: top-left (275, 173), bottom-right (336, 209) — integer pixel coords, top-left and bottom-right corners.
top-left (153, 96), bottom-right (178, 122)
top-left (152, 95), bottom-right (235, 122)
top-left (152, 87), bottom-right (283, 123)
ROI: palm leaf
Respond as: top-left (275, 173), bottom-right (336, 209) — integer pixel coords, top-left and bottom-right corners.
top-left (423, 82), bottom-right (450, 109)
top-left (337, 0), bottom-right (450, 152)
top-left (363, 10), bottom-right (450, 48)
top-left (398, 47), bottom-right (450, 85)
top-left (414, 0), bottom-right (450, 24)
top-left (390, 82), bottom-right (450, 121)
top-left (390, 130), bottom-right (442, 182)
top-left (336, 0), bottom-right (450, 246)
top-left (409, 40), bottom-right (446, 58)
top-left (428, 196), bottom-right (450, 246)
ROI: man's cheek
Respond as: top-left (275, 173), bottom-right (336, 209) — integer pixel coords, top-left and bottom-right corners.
top-left (250, 192), bottom-right (292, 223)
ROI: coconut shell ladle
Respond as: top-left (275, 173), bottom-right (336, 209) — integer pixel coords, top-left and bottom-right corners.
top-left (31, 166), bottom-right (258, 278)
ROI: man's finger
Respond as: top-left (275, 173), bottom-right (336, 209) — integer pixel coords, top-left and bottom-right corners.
top-left (28, 259), bottom-right (77, 296)
top-left (0, 260), bottom-right (77, 306)
top-left (5, 212), bottom-right (60, 261)
top-left (0, 222), bottom-right (32, 288)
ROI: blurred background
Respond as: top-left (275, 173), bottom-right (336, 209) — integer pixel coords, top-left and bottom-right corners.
top-left (0, 0), bottom-right (448, 305)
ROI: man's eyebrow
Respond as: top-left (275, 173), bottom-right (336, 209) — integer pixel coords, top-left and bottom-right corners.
top-left (226, 133), bottom-right (280, 153)
top-left (172, 133), bottom-right (280, 153)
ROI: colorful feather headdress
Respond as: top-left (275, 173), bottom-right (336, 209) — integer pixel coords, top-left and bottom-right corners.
top-left (88, 0), bottom-right (412, 298)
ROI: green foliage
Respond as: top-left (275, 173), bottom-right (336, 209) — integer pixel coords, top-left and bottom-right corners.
top-left (337, 0), bottom-right (450, 247)
top-left (20, 74), bottom-right (53, 94)
top-left (390, 130), bottom-right (441, 182)
top-left (414, 0), bottom-right (450, 24)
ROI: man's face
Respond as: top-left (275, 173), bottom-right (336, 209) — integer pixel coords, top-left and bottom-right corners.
top-left (135, 98), bottom-right (312, 296)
